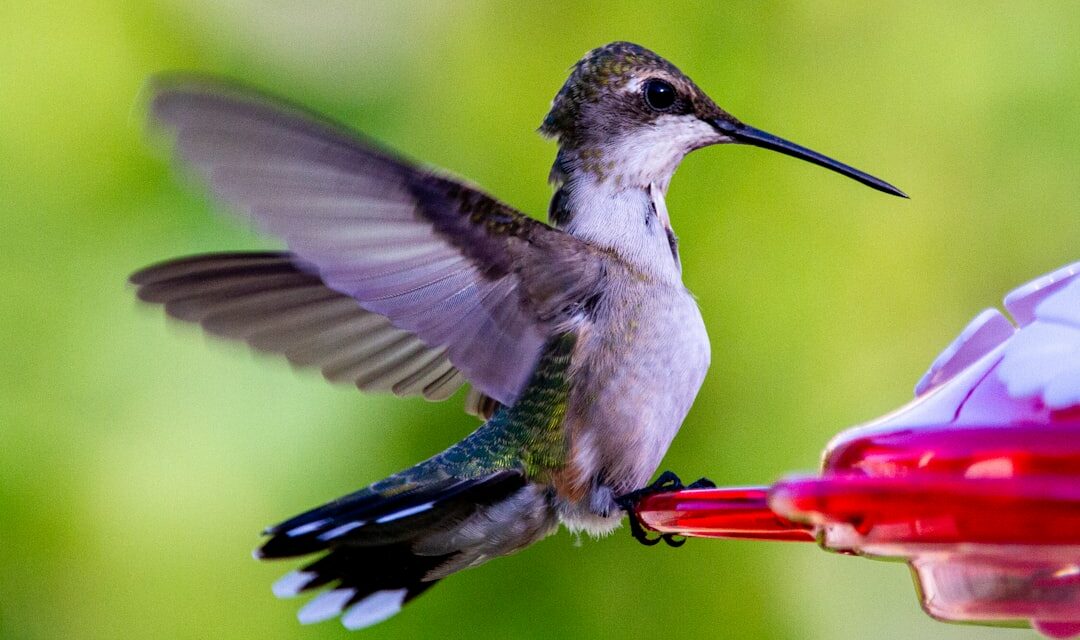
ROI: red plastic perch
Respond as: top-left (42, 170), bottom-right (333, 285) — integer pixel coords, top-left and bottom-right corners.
top-left (633, 262), bottom-right (1080, 639)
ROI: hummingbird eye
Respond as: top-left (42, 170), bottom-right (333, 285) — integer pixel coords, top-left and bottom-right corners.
top-left (643, 79), bottom-right (677, 111)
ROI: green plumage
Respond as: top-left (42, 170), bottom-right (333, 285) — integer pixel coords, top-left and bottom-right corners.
top-left (369, 332), bottom-right (576, 496)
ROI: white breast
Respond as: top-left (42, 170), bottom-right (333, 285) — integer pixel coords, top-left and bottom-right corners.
top-left (575, 281), bottom-right (711, 495)
top-left (553, 175), bottom-right (710, 532)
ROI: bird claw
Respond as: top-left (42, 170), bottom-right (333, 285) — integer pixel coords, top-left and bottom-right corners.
top-left (615, 471), bottom-right (715, 548)
top-left (687, 477), bottom-right (717, 490)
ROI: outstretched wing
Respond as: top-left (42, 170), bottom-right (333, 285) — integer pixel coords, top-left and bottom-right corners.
top-left (131, 252), bottom-right (467, 401)
top-left (147, 77), bottom-right (605, 405)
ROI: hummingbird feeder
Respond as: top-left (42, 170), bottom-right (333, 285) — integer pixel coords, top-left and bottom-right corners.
top-left (632, 261), bottom-right (1080, 639)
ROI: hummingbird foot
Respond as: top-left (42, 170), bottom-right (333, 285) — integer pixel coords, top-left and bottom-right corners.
top-left (615, 471), bottom-right (715, 547)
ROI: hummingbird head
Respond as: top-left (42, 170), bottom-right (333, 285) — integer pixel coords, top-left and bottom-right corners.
top-left (541, 42), bottom-right (904, 197)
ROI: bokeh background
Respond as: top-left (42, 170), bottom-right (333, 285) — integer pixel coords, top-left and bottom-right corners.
top-left (3, 2), bottom-right (1080, 639)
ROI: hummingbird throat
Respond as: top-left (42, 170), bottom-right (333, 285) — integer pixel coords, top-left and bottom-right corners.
top-left (546, 145), bottom-right (684, 279)
top-left (648, 183), bottom-right (680, 267)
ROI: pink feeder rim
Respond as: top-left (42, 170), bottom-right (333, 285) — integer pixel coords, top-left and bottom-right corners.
top-left (635, 261), bottom-right (1080, 639)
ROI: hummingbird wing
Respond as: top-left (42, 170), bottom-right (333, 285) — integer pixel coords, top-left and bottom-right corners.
top-left (130, 252), bottom-right (467, 400)
top-left (145, 77), bottom-right (606, 406)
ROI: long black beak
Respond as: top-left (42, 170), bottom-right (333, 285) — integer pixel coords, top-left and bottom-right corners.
top-left (712, 119), bottom-right (907, 198)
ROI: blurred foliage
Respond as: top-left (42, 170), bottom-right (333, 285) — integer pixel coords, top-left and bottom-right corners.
top-left (3, 2), bottom-right (1079, 639)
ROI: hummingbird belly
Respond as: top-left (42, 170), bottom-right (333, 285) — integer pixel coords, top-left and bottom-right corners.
top-left (556, 281), bottom-right (710, 535)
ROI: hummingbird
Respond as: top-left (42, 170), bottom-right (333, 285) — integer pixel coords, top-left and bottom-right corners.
top-left (131, 41), bottom-right (904, 630)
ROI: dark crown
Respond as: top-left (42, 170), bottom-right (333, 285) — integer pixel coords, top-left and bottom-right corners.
top-left (539, 42), bottom-right (720, 148)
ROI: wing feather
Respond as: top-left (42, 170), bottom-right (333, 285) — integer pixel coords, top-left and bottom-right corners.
top-left (146, 77), bottom-right (606, 405)
top-left (131, 253), bottom-right (467, 401)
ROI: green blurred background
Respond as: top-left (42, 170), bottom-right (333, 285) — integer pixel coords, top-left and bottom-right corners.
top-left (3, 2), bottom-right (1079, 639)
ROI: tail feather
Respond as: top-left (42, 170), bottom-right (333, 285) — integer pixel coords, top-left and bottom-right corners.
top-left (257, 470), bottom-right (528, 629)
top-left (276, 545), bottom-right (448, 630)
top-left (259, 472), bottom-right (525, 556)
